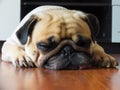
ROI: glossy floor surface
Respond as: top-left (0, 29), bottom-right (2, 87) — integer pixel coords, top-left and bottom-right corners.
top-left (0, 54), bottom-right (120, 90)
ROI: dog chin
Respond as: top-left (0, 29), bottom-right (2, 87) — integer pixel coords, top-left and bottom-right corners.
top-left (43, 52), bottom-right (92, 70)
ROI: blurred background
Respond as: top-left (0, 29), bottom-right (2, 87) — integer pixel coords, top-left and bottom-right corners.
top-left (0, 0), bottom-right (120, 53)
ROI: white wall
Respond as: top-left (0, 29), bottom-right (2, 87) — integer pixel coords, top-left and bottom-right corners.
top-left (0, 0), bottom-right (20, 40)
top-left (112, 6), bottom-right (120, 42)
top-left (112, 0), bottom-right (120, 42)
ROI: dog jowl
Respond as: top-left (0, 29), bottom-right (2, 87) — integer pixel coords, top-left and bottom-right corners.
top-left (1, 5), bottom-right (118, 70)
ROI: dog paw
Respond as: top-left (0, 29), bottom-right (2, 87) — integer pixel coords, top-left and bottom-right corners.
top-left (10, 51), bottom-right (36, 68)
top-left (92, 53), bottom-right (119, 68)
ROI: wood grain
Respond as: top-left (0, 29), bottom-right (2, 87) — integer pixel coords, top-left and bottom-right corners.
top-left (0, 54), bottom-right (120, 90)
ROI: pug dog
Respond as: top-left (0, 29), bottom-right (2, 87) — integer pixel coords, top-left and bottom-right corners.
top-left (1, 5), bottom-right (118, 70)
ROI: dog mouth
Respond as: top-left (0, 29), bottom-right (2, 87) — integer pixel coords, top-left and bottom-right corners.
top-left (43, 52), bottom-right (92, 70)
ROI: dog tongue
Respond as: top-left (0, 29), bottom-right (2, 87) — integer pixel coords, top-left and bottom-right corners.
top-left (79, 64), bottom-right (91, 69)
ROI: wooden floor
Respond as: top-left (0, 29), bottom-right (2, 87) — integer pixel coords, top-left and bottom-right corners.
top-left (0, 54), bottom-right (120, 90)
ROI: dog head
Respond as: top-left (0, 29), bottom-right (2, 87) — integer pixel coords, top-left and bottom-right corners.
top-left (16, 6), bottom-right (99, 70)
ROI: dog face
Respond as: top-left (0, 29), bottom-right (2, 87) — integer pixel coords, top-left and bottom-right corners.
top-left (16, 7), bottom-right (99, 70)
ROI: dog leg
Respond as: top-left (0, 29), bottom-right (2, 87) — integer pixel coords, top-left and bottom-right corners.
top-left (90, 42), bottom-right (118, 68)
top-left (25, 43), bottom-right (39, 67)
top-left (1, 42), bottom-right (36, 68)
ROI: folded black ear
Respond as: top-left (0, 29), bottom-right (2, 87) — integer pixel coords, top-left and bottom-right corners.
top-left (16, 15), bottom-right (38, 44)
top-left (85, 14), bottom-right (100, 42)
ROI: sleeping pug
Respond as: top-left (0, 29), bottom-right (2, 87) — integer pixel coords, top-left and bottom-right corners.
top-left (1, 5), bottom-right (118, 70)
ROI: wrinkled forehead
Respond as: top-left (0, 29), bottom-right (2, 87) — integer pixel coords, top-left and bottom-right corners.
top-left (32, 10), bottom-right (91, 42)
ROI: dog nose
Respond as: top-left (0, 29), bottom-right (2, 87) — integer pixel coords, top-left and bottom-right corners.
top-left (61, 46), bottom-right (74, 56)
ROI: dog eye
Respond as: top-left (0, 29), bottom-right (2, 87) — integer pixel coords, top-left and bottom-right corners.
top-left (76, 35), bottom-right (91, 48)
top-left (48, 36), bottom-right (58, 48)
top-left (36, 41), bottom-right (57, 51)
top-left (36, 42), bottom-right (50, 51)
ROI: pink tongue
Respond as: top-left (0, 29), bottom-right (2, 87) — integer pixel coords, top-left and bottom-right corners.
top-left (79, 64), bottom-right (91, 69)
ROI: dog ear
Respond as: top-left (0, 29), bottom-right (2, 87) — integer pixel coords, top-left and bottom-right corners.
top-left (16, 15), bottom-right (38, 44)
top-left (85, 14), bottom-right (100, 42)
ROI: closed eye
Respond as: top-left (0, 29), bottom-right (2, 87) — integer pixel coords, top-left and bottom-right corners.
top-left (37, 42), bottom-right (50, 51)
top-left (76, 35), bottom-right (91, 48)
top-left (36, 41), bottom-right (58, 51)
